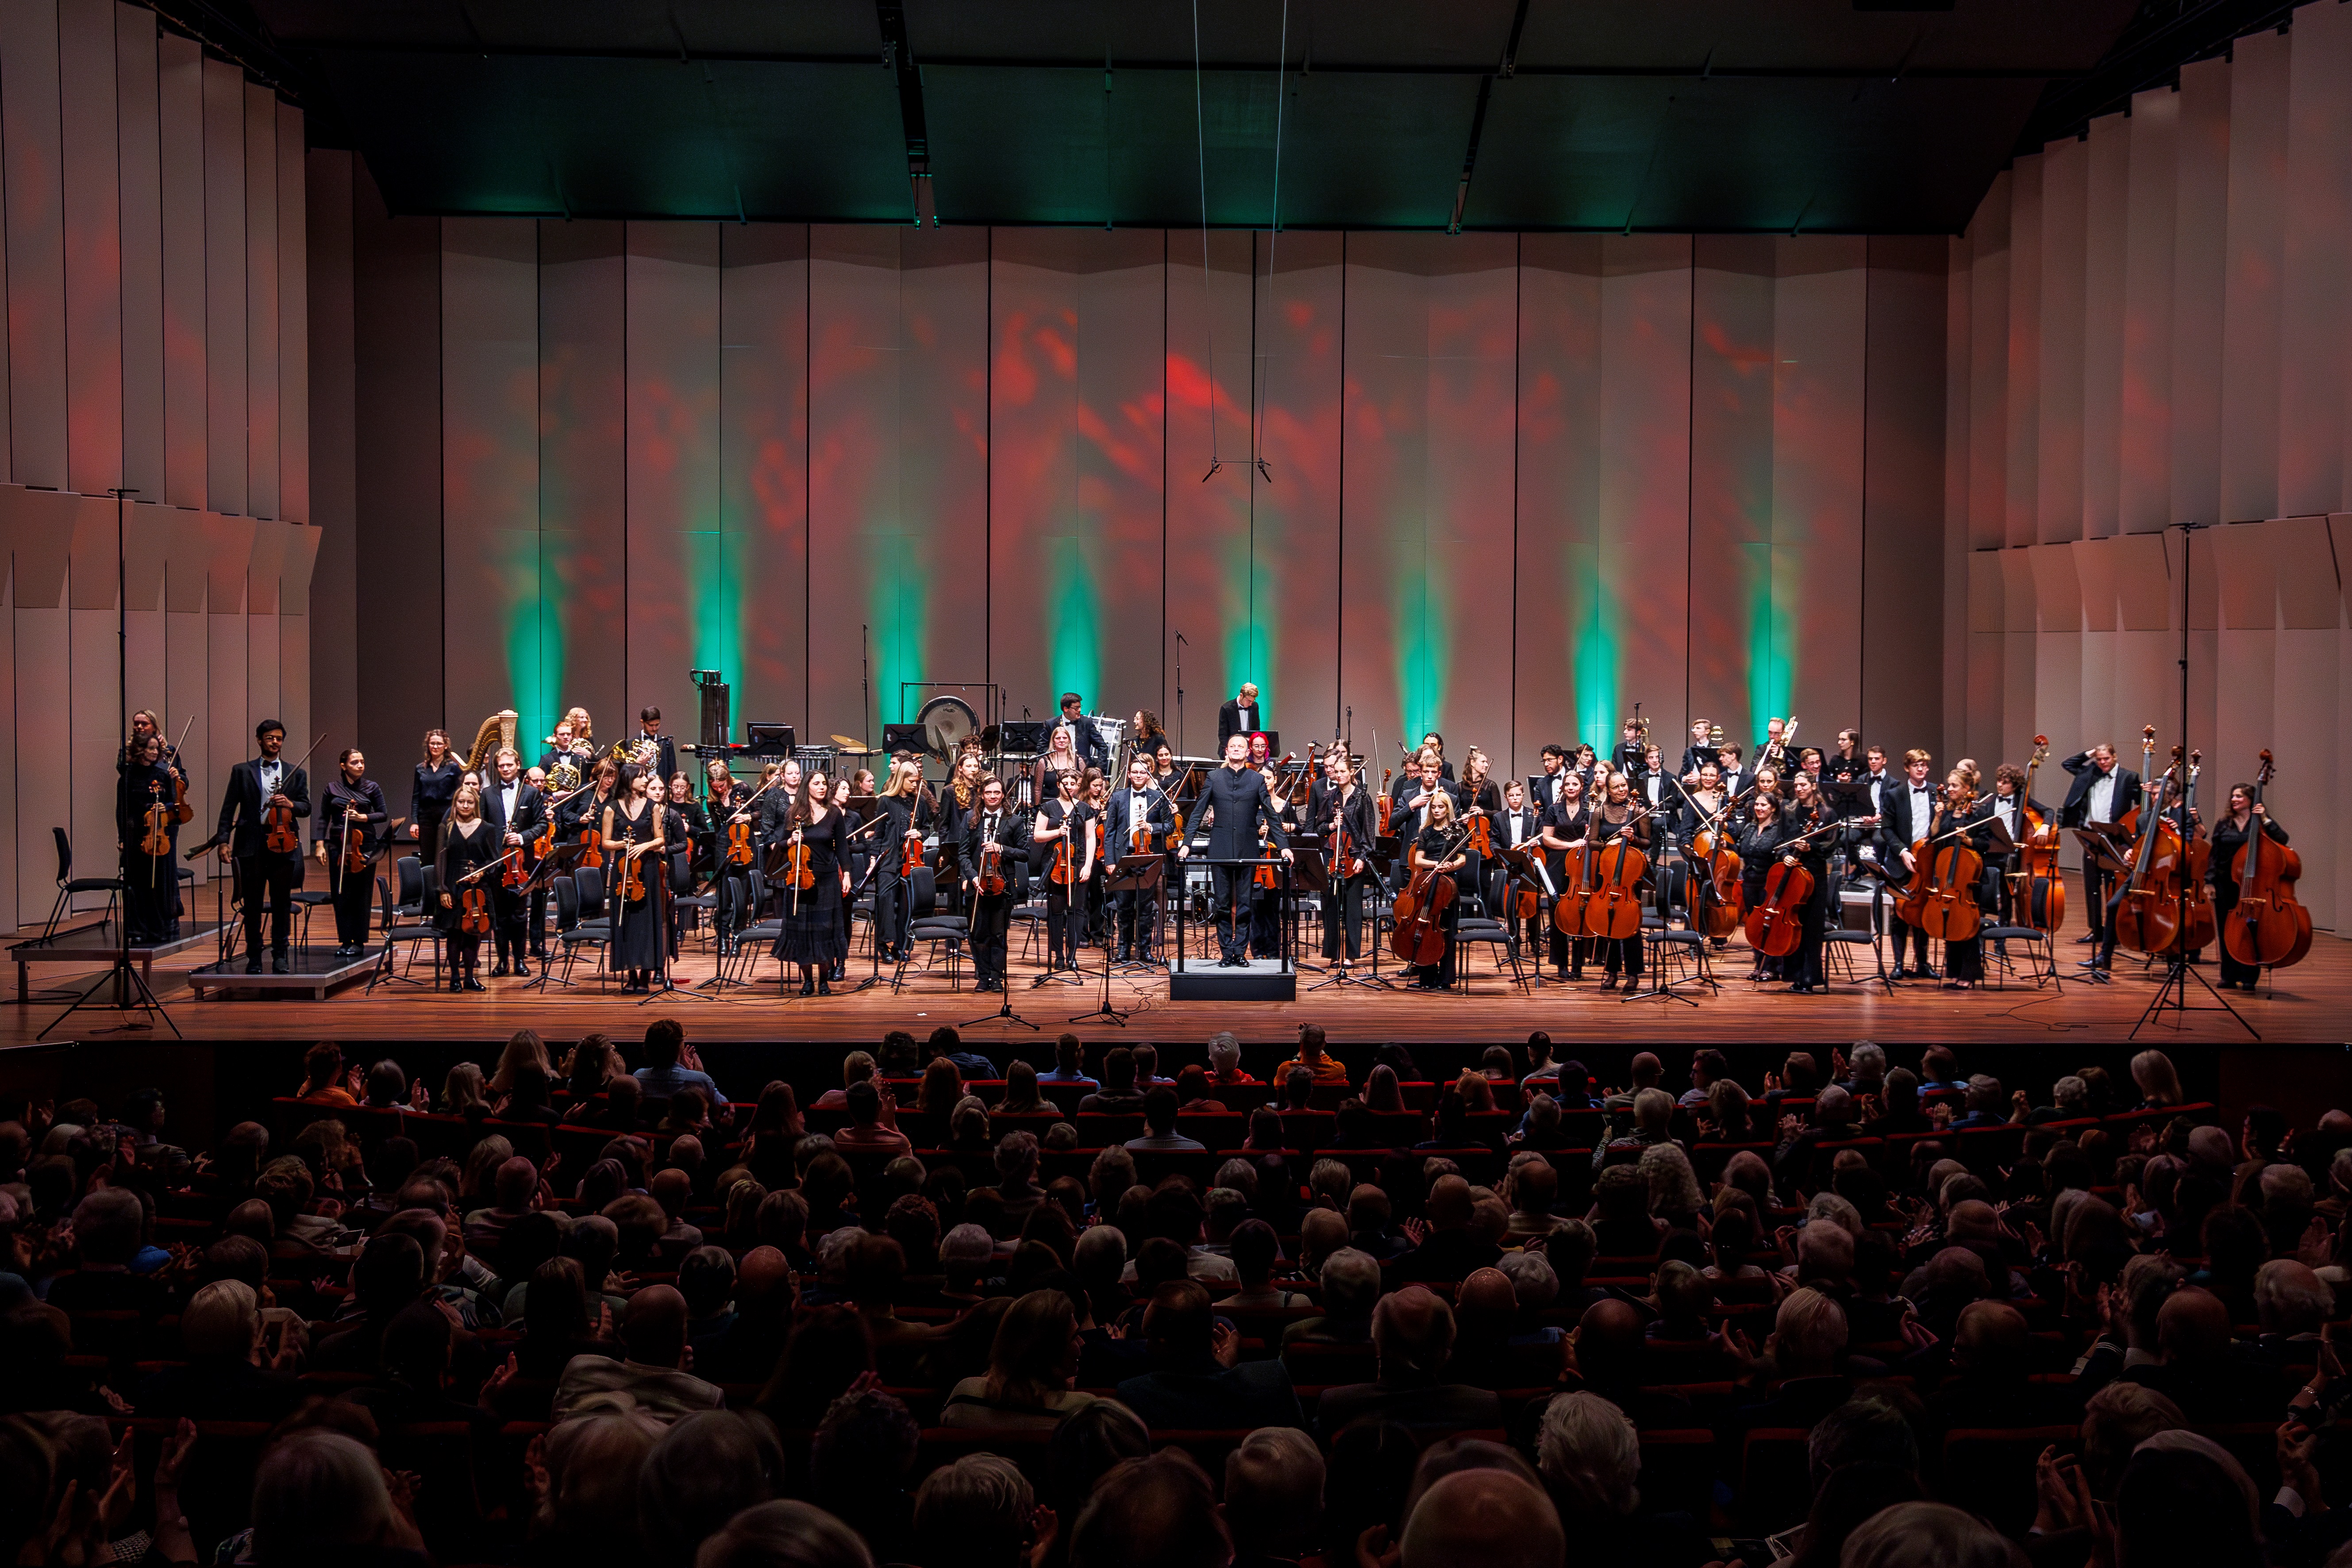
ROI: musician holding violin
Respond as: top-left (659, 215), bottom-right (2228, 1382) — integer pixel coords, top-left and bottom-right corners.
top-left (116, 732), bottom-right (181, 945)
top-left (318, 748), bottom-right (389, 958)
top-left (1486, 777), bottom-right (1546, 962)
top-left (1106, 755), bottom-right (1175, 963)
top-left (217, 719), bottom-right (312, 975)
top-left (126, 707), bottom-right (192, 946)
top-left (1035, 768), bottom-right (1095, 973)
top-left (866, 756), bottom-right (931, 964)
top-left (768, 772), bottom-right (849, 996)
top-left (962, 774), bottom-right (1029, 990)
top-left (478, 748), bottom-right (545, 977)
top-left (435, 782), bottom-right (497, 991)
top-left (1319, 755), bottom-right (1382, 968)
top-left (602, 764), bottom-right (668, 993)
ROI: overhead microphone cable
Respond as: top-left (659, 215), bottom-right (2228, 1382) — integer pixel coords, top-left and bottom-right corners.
top-left (1252, 0), bottom-right (1288, 484)
top-left (1193, 0), bottom-right (1221, 481)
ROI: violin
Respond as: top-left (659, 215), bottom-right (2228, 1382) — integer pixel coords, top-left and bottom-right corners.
top-left (621, 844), bottom-right (648, 902)
top-left (1391, 824), bottom-right (1470, 966)
top-left (169, 768), bottom-right (192, 824)
top-left (343, 813), bottom-right (370, 876)
top-left (1253, 824), bottom-right (1281, 890)
top-left (1582, 805), bottom-right (1649, 941)
top-left (458, 882), bottom-right (492, 934)
top-left (1467, 801), bottom-right (1493, 859)
top-left (1089, 816), bottom-right (1107, 877)
top-left (1375, 766), bottom-right (1393, 837)
top-left (576, 822), bottom-right (605, 871)
top-left (2013, 736), bottom-right (2066, 935)
top-left (1048, 809), bottom-right (1075, 886)
top-left (728, 814), bottom-right (757, 867)
top-left (140, 784), bottom-right (174, 858)
top-left (977, 836), bottom-right (1007, 896)
top-left (1329, 803), bottom-right (1359, 883)
top-left (2222, 750), bottom-right (2314, 971)
top-left (900, 826), bottom-right (924, 878)
top-left (1894, 784), bottom-right (1985, 942)
top-left (264, 792), bottom-right (300, 855)
top-left (779, 835), bottom-right (816, 890)
top-left (503, 836), bottom-right (528, 889)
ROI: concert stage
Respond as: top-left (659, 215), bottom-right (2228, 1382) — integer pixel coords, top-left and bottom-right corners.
top-left (1, 918), bottom-right (2341, 1049)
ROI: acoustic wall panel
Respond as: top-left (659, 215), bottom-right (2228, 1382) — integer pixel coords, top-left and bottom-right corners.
top-left (1687, 236), bottom-right (1777, 752)
top-left (4, 0), bottom-right (68, 490)
top-left (2279, 0), bottom-right (2352, 518)
top-left (624, 222), bottom-right (722, 747)
top-left (717, 223), bottom-right (810, 740)
top-left (2173, 60), bottom-right (2232, 527)
top-left (1863, 237), bottom-right (1948, 755)
top-left (1772, 237), bottom-right (1867, 740)
top-left (1512, 234), bottom-right (1603, 770)
top-left (2082, 112), bottom-right (2129, 539)
top-left (2004, 155), bottom-right (2042, 549)
top-left (157, 32), bottom-right (205, 510)
top-left (117, 2), bottom-right (163, 502)
top-left (2038, 136), bottom-right (2086, 544)
top-left (244, 82), bottom-right (278, 520)
top-left (537, 220), bottom-right (628, 743)
top-left (202, 58), bottom-right (246, 516)
top-left (2220, 28), bottom-right (2288, 524)
top-left (2120, 88), bottom-right (2178, 535)
top-left (1596, 236), bottom-right (1693, 743)
top-left (306, 150), bottom-right (357, 755)
top-left (441, 218), bottom-right (540, 741)
top-left (1965, 171), bottom-right (2010, 552)
top-left (277, 102), bottom-right (309, 526)
top-left (1166, 230), bottom-right (1257, 754)
top-left (59, 0), bottom-right (121, 498)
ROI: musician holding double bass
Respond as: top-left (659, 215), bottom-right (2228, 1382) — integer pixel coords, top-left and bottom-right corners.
top-left (2209, 784), bottom-right (2291, 992)
top-left (318, 749), bottom-right (389, 958)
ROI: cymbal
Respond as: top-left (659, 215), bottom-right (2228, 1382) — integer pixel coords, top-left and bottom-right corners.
top-left (830, 735), bottom-right (879, 754)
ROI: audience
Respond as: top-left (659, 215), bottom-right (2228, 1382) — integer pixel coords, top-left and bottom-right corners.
top-left (2, 1037), bottom-right (2309, 1568)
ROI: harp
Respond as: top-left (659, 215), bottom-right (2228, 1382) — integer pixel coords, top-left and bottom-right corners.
top-left (464, 710), bottom-right (519, 776)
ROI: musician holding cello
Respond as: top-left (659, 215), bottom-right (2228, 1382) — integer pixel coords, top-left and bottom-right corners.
top-left (218, 719), bottom-right (312, 975)
top-left (1881, 748), bottom-right (1941, 980)
top-left (1401, 790), bottom-right (1471, 990)
top-left (1587, 773), bottom-right (1653, 991)
top-left (318, 748), bottom-right (389, 959)
top-left (1925, 771), bottom-right (1996, 990)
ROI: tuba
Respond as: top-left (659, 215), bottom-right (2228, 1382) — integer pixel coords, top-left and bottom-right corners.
top-left (464, 710), bottom-right (519, 776)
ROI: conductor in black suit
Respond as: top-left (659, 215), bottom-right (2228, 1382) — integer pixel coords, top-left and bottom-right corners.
top-left (1216, 683), bottom-right (1263, 749)
top-left (217, 718), bottom-right (311, 974)
top-left (2059, 740), bottom-right (2142, 963)
top-left (1177, 732), bottom-right (1290, 965)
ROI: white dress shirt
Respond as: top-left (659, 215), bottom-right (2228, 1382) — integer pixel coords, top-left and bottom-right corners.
top-left (2087, 771), bottom-right (2117, 824)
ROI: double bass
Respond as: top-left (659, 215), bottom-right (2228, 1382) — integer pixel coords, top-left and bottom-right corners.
top-left (1392, 823), bottom-right (1471, 966)
top-left (2110, 745), bottom-right (2184, 956)
top-left (2221, 751), bottom-right (2314, 970)
top-left (2012, 736), bottom-right (2066, 934)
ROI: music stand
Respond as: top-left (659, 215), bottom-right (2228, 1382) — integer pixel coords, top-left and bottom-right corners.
top-left (517, 842), bottom-right (591, 991)
top-left (1112, 853), bottom-right (1169, 975)
top-left (2071, 824), bottom-right (2133, 986)
top-left (1070, 855), bottom-right (1157, 1025)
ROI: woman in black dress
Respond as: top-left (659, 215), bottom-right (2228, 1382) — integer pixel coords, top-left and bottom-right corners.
top-left (435, 784), bottom-right (496, 992)
top-left (663, 771), bottom-right (707, 960)
top-left (1538, 770), bottom-right (1593, 981)
top-left (1587, 771), bottom-right (1652, 990)
top-left (773, 773), bottom-right (851, 995)
top-left (117, 734), bottom-right (180, 945)
top-left (2209, 783), bottom-right (2290, 991)
top-left (1737, 791), bottom-right (1788, 983)
top-left (1034, 769), bottom-right (1092, 972)
top-left (602, 765), bottom-right (667, 992)
top-left (1404, 792), bottom-right (1470, 991)
top-left (411, 728), bottom-right (463, 862)
top-left (1929, 771), bottom-right (1992, 990)
top-left (827, 773), bottom-right (865, 981)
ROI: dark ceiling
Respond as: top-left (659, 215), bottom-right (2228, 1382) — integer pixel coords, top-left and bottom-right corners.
top-left (189, 0), bottom-right (2270, 233)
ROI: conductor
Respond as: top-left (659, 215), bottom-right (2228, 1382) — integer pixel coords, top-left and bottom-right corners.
top-left (1176, 732), bottom-right (1291, 966)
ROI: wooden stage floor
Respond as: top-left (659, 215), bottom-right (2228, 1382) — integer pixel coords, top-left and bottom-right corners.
top-left (4, 911), bottom-right (2343, 1047)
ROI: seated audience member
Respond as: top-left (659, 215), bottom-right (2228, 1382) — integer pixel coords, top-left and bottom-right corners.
top-left (833, 1080), bottom-right (912, 1155)
top-left (942, 1287), bottom-right (1097, 1431)
top-left (552, 1283), bottom-right (727, 1422)
top-left (1126, 1087), bottom-right (1206, 1152)
top-left (1077, 1048), bottom-right (1148, 1115)
top-left (1225, 1426), bottom-right (1324, 1568)
top-left (1114, 1280), bottom-right (1306, 1431)
top-left (1314, 1285), bottom-right (1505, 1437)
top-left (631, 1018), bottom-right (727, 1109)
top-left (1536, 1391), bottom-right (1713, 1568)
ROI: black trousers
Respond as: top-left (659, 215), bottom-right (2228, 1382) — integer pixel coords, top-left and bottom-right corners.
top-left (1322, 873), bottom-right (1373, 959)
top-left (1115, 882), bottom-right (1160, 955)
top-left (1206, 863), bottom-right (1255, 960)
top-left (1251, 882), bottom-right (1282, 957)
top-left (236, 855), bottom-right (301, 957)
top-left (123, 851), bottom-right (175, 945)
top-left (1045, 880), bottom-right (1085, 967)
top-left (873, 860), bottom-right (911, 954)
top-left (1894, 911), bottom-right (1933, 968)
top-left (2083, 861), bottom-right (2116, 944)
top-left (447, 928), bottom-right (481, 973)
top-left (1597, 931), bottom-right (1644, 978)
top-left (329, 861), bottom-right (374, 946)
top-left (1087, 872), bottom-right (1109, 943)
top-left (970, 890), bottom-right (1013, 982)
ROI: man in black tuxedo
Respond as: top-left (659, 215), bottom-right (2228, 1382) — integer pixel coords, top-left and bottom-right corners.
top-left (2060, 741), bottom-right (2141, 969)
top-left (1104, 756), bottom-right (1176, 962)
top-left (1058, 692), bottom-right (1111, 775)
top-left (1488, 779), bottom-right (1547, 955)
top-left (960, 775), bottom-right (1031, 991)
top-left (1176, 732), bottom-right (1290, 965)
top-left (1678, 720), bottom-right (1716, 782)
top-left (1530, 744), bottom-right (1571, 814)
top-left (1880, 748), bottom-right (1941, 978)
top-left (1216, 683), bottom-right (1262, 749)
top-left (478, 747), bottom-right (545, 977)
top-left (216, 719), bottom-right (310, 974)
top-left (633, 706), bottom-right (678, 785)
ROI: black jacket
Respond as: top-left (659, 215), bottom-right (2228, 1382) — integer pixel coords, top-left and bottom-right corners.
top-left (478, 777), bottom-right (546, 844)
top-left (219, 757), bottom-right (312, 860)
top-left (2059, 753), bottom-right (2142, 828)
top-left (1217, 698), bottom-right (1263, 747)
top-left (961, 804), bottom-right (1032, 891)
top-left (1880, 777), bottom-right (1942, 855)
top-left (631, 731), bottom-right (679, 784)
top-left (1105, 783), bottom-right (1176, 854)
top-left (1184, 764), bottom-right (1289, 862)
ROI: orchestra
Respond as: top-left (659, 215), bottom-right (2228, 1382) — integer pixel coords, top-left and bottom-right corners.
top-left (134, 682), bottom-right (2308, 1005)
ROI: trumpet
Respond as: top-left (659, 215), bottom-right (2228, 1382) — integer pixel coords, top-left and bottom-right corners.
top-left (1707, 724), bottom-right (1724, 747)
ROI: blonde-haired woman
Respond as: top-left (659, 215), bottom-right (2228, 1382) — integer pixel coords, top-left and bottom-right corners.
top-left (1404, 788), bottom-right (1468, 990)
top-left (434, 783), bottom-right (495, 991)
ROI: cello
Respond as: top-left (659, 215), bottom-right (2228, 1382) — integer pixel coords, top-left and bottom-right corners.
top-left (2012, 736), bottom-right (2066, 935)
top-left (1743, 820), bottom-right (1831, 958)
top-left (1580, 800), bottom-right (1654, 942)
top-left (1550, 805), bottom-right (1594, 940)
top-left (2221, 751), bottom-right (2314, 971)
top-left (1673, 775), bottom-right (1742, 938)
top-left (1894, 781), bottom-right (1985, 943)
top-left (1391, 823), bottom-right (1471, 967)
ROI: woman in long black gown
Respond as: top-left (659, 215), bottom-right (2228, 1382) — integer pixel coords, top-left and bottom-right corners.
top-left (1404, 793), bottom-right (1470, 991)
top-left (773, 773), bottom-right (851, 995)
top-left (602, 766), bottom-right (667, 992)
top-left (1929, 772), bottom-right (1993, 990)
top-left (2209, 783), bottom-right (2291, 991)
top-left (117, 734), bottom-right (179, 945)
top-left (435, 784), bottom-right (496, 992)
